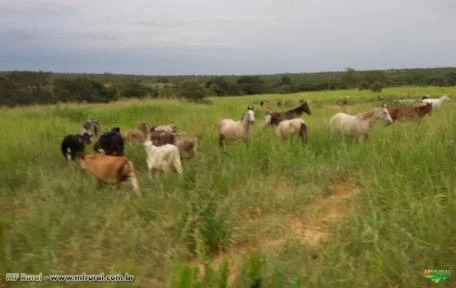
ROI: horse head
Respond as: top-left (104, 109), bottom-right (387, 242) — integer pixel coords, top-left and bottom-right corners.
top-left (379, 104), bottom-right (393, 125)
top-left (263, 112), bottom-right (272, 128)
top-left (299, 101), bottom-right (312, 115)
top-left (244, 106), bottom-right (255, 124)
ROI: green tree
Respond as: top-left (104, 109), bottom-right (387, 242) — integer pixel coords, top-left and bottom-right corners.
top-left (205, 77), bottom-right (240, 96)
top-left (358, 80), bottom-right (370, 90)
top-left (0, 71), bottom-right (54, 106)
top-left (53, 77), bottom-right (116, 103)
top-left (370, 81), bottom-right (384, 92)
top-left (237, 76), bottom-right (264, 95)
top-left (121, 81), bottom-right (157, 98)
top-left (280, 75), bottom-right (291, 85)
top-left (178, 80), bottom-right (208, 102)
top-left (341, 68), bottom-right (358, 88)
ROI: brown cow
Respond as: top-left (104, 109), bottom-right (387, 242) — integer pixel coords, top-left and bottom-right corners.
top-left (123, 128), bottom-right (146, 145)
top-left (79, 154), bottom-right (141, 196)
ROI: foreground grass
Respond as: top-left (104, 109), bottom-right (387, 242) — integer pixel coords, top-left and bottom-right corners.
top-left (1, 87), bottom-right (455, 287)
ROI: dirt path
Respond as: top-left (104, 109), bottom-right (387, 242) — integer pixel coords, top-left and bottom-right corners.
top-left (188, 177), bottom-right (359, 285)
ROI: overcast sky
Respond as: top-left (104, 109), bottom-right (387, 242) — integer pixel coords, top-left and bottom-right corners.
top-left (1, 0), bottom-right (455, 75)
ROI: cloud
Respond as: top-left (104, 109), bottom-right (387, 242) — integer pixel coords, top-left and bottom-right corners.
top-left (0, 0), bottom-right (456, 74)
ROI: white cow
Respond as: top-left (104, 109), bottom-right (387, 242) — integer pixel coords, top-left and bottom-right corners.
top-left (143, 140), bottom-right (183, 178)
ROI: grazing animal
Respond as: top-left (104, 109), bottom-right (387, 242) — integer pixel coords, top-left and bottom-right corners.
top-left (259, 101), bottom-right (273, 110)
top-left (218, 106), bottom-right (255, 148)
top-left (149, 129), bottom-right (177, 146)
top-left (388, 103), bottom-right (432, 121)
top-left (137, 122), bottom-right (151, 136)
top-left (393, 99), bottom-right (419, 106)
top-left (143, 140), bottom-right (183, 177)
top-left (123, 128), bottom-right (146, 145)
top-left (175, 134), bottom-right (198, 159)
top-left (263, 102), bottom-right (311, 127)
top-left (329, 104), bottom-right (393, 142)
top-left (152, 123), bottom-right (177, 133)
top-left (275, 118), bottom-right (308, 144)
top-left (422, 95), bottom-right (450, 108)
top-left (61, 133), bottom-right (91, 160)
top-left (336, 99), bottom-right (348, 105)
top-left (93, 127), bottom-right (124, 156)
top-left (79, 154), bottom-right (141, 196)
top-left (81, 119), bottom-right (101, 141)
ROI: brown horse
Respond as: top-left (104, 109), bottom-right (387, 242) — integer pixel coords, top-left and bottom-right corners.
top-left (388, 103), bottom-right (432, 121)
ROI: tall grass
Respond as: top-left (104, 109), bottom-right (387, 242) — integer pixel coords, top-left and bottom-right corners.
top-left (1, 87), bottom-right (455, 287)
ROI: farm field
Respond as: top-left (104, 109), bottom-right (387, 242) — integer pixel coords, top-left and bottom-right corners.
top-left (1, 86), bottom-right (455, 287)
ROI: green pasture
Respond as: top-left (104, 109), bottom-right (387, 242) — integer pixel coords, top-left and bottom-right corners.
top-left (0, 87), bottom-right (455, 287)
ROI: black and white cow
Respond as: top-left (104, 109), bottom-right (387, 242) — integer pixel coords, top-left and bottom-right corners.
top-left (61, 133), bottom-right (91, 160)
top-left (93, 127), bottom-right (124, 156)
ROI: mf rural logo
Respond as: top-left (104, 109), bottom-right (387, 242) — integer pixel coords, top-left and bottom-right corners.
top-left (423, 269), bottom-right (451, 284)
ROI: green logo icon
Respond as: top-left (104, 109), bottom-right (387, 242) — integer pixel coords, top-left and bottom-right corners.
top-left (423, 269), bottom-right (451, 283)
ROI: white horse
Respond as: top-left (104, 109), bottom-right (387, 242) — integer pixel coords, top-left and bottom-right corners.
top-left (329, 104), bottom-right (393, 142)
top-left (275, 118), bottom-right (307, 144)
top-left (422, 95), bottom-right (450, 108)
top-left (218, 106), bottom-right (255, 148)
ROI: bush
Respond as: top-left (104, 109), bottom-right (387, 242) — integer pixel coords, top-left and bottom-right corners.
top-left (174, 187), bottom-right (231, 256)
top-left (0, 71), bottom-right (54, 106)
top-left (237, 76), bottom-right (264, 95)
top-left (205, 77), bottom-right (240, 96)
top-left (178, 80), bottom-right (208, 102)
top-left (121, 81), bottom-right (158, 98)
top-left (358, 80), bottom-right (370, 90)
top-left (53, 77), bottom-right (116, 103)
top-left (370, 81), bottom-right (384, 92)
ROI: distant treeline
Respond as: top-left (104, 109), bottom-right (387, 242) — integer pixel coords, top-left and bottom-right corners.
top-left (1, 67), bottom-right (456, 106)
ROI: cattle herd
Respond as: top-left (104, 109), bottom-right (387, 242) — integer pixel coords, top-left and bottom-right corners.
top-left (60, 94), bottom-right (450, 195)
top-left (61, 119), bottom-right (198, 194)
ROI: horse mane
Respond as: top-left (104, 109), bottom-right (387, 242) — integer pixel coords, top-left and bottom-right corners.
top-left (286, 102), bottom-right (307, 114)
top-left (358, 108), bottom-right (378, 120)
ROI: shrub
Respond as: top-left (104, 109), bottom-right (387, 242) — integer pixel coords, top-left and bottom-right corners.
top-left (178, 80), bottom-right (208, 103)
top-left (358, 80), bottom-right (370, 90)
top-left (121, 80), bottom-right (158, 98)
top-left (370, 81), bottom-right (384, 92)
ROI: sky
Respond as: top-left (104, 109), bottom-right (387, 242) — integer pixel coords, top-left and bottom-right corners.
top-left (1, 0), bottom-right (456, 75)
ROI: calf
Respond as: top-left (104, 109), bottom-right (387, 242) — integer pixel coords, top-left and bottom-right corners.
top-left (81, 119), bottom-right (101, 142)
top-left (123, 128), bottom-right (146, 145)
top-left (175, 134), bottom-right (198, 160)
top-left (149, 129), bottom-right (176, 146)
top-left (143, 140), bottom-right (183, 178)
top-left (79, 154), bottom-right (141, 196)
top-left (137, 122), bottom-right (151, 136)
top-left (61, 133), bottom-right (91, 160)
top-left (152, 123), bottom-right (177, 133)
top-left (93, 127), bottom-right (124, 156)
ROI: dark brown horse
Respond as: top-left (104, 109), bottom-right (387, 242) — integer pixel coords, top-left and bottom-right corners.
top-left (388, 103), bottom-right (432, 121)
top-left (264, 102), bottom-right (311, 126)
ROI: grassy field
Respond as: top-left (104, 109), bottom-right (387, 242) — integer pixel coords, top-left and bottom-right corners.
top-left (1, 87), bottom-right (455, 287)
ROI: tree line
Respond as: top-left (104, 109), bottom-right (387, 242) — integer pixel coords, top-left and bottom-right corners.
top-left (1, 67), bottom-right (456, 106)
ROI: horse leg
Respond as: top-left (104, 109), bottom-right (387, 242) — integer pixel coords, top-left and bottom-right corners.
top-left (300, 123), bottom-right (307, 145)
top-left (219, 135), bottom-right (225, 148)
